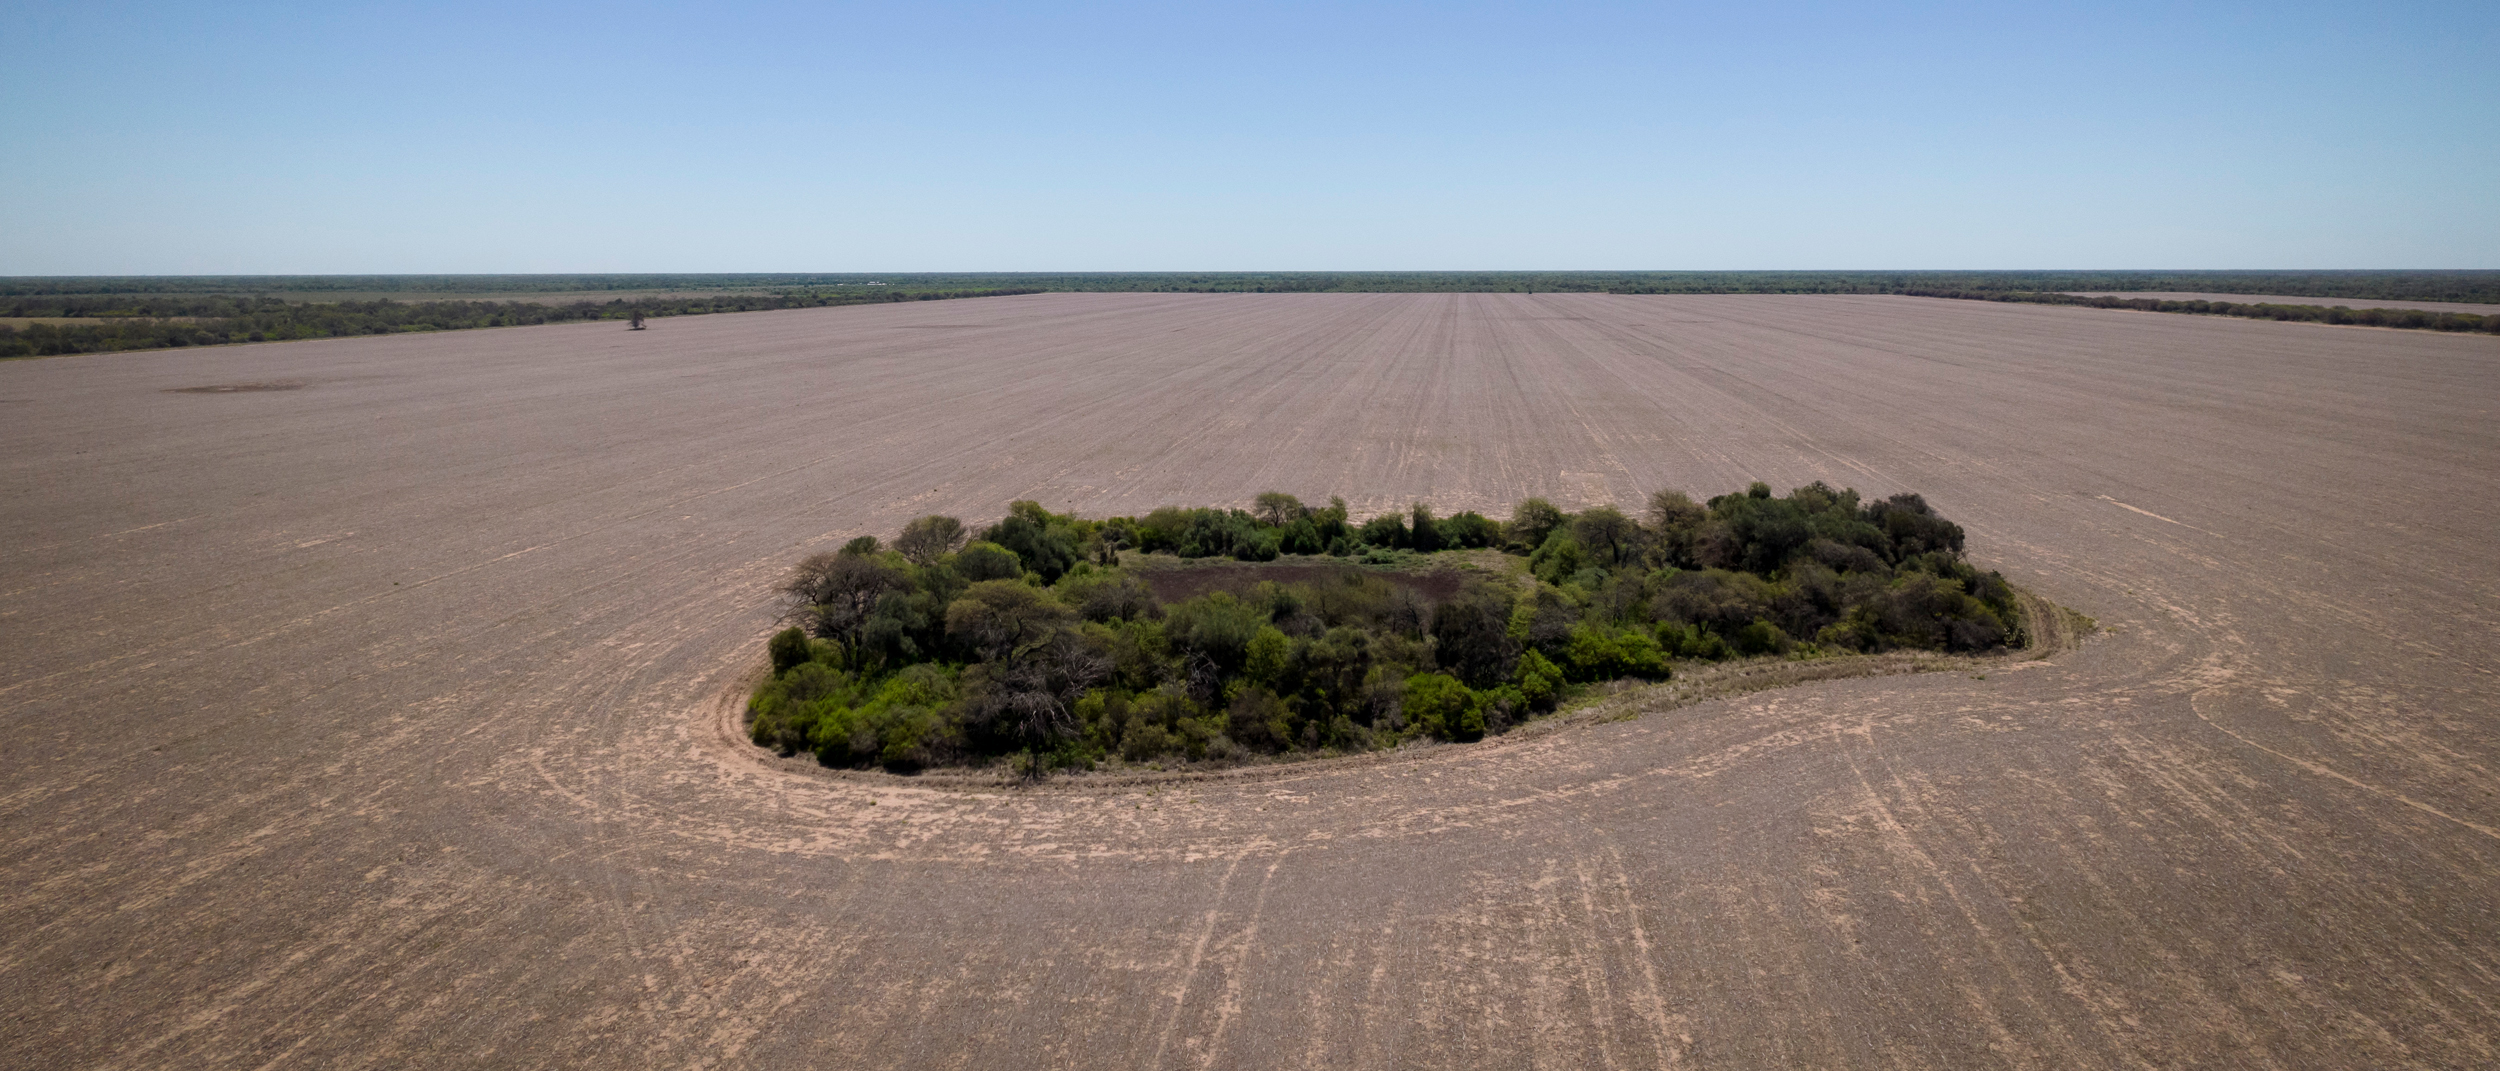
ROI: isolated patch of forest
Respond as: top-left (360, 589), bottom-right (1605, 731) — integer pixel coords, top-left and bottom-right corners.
top-left (749, 484), bottom-right (2029, 778)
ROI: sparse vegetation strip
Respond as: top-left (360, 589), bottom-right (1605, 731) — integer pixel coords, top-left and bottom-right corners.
top-left (749, 484), bottom-right (2026, 777)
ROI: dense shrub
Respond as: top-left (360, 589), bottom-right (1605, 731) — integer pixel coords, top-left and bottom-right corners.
top-left (751, 485), bottom-right (2022, 775)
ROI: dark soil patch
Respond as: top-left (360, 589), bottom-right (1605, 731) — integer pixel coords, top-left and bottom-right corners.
top-left (1132, 559), bottom-right (1470, 604)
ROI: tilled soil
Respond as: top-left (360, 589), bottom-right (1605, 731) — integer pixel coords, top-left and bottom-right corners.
top-left (3, 292), bottom-right (2496, 1069)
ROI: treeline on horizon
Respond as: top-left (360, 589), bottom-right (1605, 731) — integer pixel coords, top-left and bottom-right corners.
top-left (748, 483), bottom-right (2024, 776)
top-left (10, 269), bottom-right (2498, 303)
top-left (11, 270), bottom-right (2493, 358)
top-left (0, 287), bottom-right (1041, 358)
top-left (1899, 288), bottom-right (2500, 334)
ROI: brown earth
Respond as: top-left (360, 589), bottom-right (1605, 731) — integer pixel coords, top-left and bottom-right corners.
top-left (2, 293), bottom-right (2496, 1069)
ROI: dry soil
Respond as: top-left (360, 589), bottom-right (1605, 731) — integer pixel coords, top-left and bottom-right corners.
top-left (3, 293), bottom-right (2496, 1069)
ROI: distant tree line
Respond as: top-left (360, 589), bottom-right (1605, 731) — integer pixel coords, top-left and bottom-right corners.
top-left (0, 288), bottom-right (1042, 358)
top-left (1900, 288), bottom-right (2500, 335)
top-left (15, 270), bottom-right (2492, 358)
top-left (749, 484), bottom-right (2024, 777)
top-left (11, 270), bottom-right (2496, 302)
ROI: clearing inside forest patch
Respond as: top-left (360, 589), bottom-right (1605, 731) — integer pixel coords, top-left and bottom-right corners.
top-left (1122, 554), bottom-right (1489, 605)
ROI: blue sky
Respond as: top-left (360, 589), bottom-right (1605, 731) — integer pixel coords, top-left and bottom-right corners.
top-left (3, 1), bottom-right (2493, 273)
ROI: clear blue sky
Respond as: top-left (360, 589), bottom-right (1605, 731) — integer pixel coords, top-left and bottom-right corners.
top-left (3, 1), bottom-right (2493, 273)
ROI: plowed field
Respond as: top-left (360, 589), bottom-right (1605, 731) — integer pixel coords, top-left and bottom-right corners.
top-left (4, 293), bottom-right (2495, 1068)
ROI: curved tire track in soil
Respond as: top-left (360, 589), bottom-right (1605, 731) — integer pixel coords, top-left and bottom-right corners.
top-left (3, 293), bottom-right (2496, 1068)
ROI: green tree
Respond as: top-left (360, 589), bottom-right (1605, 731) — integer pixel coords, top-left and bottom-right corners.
top-left (1570, 505), bottom-right (1643, 568)
top-left (1529, 531), bottom-right (1588, 586)
top-left (782, 552), bottom-right (909, 655)
top-left (1508, 498), bottom-right (1566, 549)
top-left (955, 541), bottom-right (1023, 581)
top-left (1409, 503), bottom-right (1442, 552)
top-left (945, 581), bottom-right (1075, 664)
top-left (1513, 649), bottom-right (1564, 711)
top-left (1253, 492), bottom-right (1307, 527)
top-left (984, 509), bottom-right (1077, 581)
top-left (895, 515), bottom-right (968, 564)
top-left (1245, 625), bottom-right (1291, 687)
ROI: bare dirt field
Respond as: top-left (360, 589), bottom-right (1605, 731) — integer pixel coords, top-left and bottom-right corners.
top-left (2059, 291), bottom-right (2500, 315)
top-left (3, 293), bottom-right (2496, 1069)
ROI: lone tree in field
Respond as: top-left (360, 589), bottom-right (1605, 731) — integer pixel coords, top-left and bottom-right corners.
top-left (629, 312), bottom-right (647, 330)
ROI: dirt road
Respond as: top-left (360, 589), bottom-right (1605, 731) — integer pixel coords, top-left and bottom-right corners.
top-left (4, 293), bottom-right (2495, 1068)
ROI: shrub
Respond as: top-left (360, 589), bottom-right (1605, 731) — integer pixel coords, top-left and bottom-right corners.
top-left (955, 541), bottom-right (1023, 581)
top-left (1513, 649), bottom-right (1565, 711)
top-left (1440, 510), bottom-right (1501, 548)
top-left (1408, 504), bottom-right (1442, 552)
top-left (1403, 672), bottom-right (1484, 741)
top-left (1122, 721), bottom-right (1176, 762)
top-left (1164, 593), bottom-right (1268, 674)
top-left (1279, 517), bottom-right (1326, 554)
top-left (1429, 585), bottom-right (1521, 688)
top-left (1561, 624), bottom-right (1670, 681)
top-left (767, 626), bottom-right (813, 676)
top-left (1655, 622), bottom-right (1733, 661)
top-left (1357, 511), bottom-right (1408, 548)
top-left (984, 506), bottom-right (1077, 581)
top-left (1528, 531), bottom-right (1588, 586)
top-left (1244, 626), bottom-right (1291, 687)
top-left (1732, 618), bottom-right (1793, 656)
top-left (1226, 687), bottom-right (1294, 750)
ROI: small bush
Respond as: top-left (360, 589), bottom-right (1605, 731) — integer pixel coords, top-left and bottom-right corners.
top-left (1732, 619), bottom-right (1793, 656)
